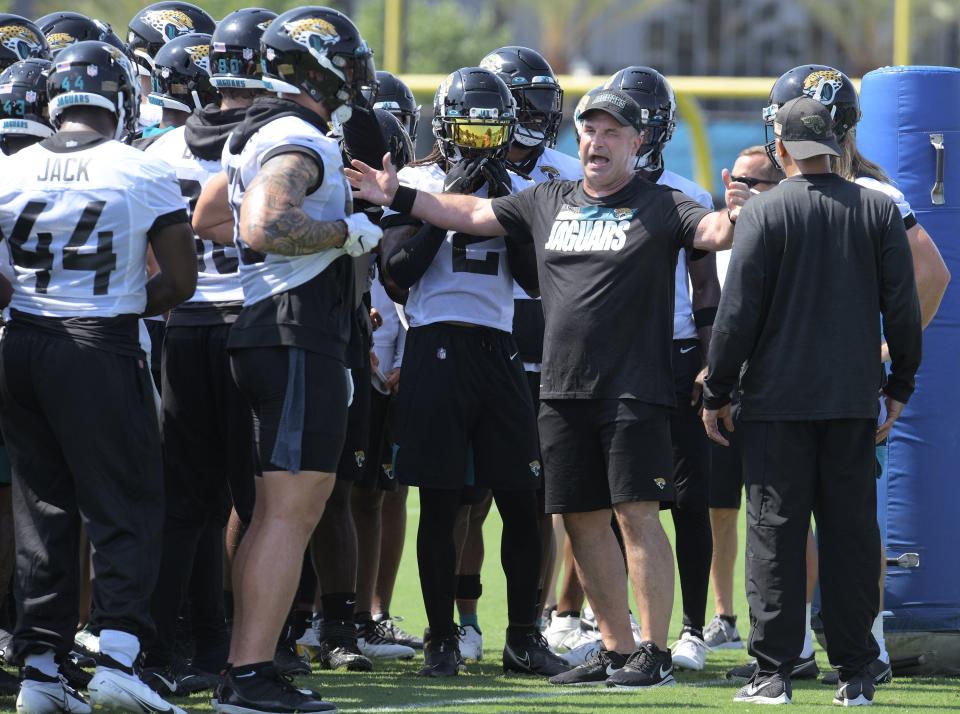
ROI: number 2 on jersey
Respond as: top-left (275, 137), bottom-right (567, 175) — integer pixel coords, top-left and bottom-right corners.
top-left (5, 200), bottom-right (116, 295)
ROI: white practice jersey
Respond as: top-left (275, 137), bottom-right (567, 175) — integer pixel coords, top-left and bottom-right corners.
top-left (856, 176), bottom-right (914, 222)
top-left (512, 147), bottom-right (583, 300)
top-left (224, 115), bottom-right (351, 307)
top-left (0, 137), bottom-right (185, 317)
top-left (658, 169), bottom-right (714, 340)
top-left (385, 162), bottom-right (532, 332)
top-left (146, 126), bottom-right (243, 303)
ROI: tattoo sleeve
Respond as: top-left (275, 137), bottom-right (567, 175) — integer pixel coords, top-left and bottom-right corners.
top-left (240, 152), bottom-right (347, 256)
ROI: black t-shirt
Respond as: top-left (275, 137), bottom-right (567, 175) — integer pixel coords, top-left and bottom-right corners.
top-left (703, 173), bottom-right (922, 419)
top-left (492, 175), bottom-right (712, 405)
top-left (226, 254), bottom-right (354, 362)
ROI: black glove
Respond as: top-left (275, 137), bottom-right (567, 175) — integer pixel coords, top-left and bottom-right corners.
top-left (480, 157), bottom-right (513, 198)
top-left (443, 156), bottom-right (486, 194)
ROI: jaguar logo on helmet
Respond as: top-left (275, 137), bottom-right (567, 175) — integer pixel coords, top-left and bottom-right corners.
top-left (186, 43), bottom-right (210, 73)
top-left (283, 17), bottom-right (340, 58)
top-left (143, 9), bottom-right (194, 41)
top-left (1, 25), bottom-right (43, 60)
top-left (45, 32), bottom-right (75, 53)
top-left (256, 19), bottom-right (274, 32)
top-left (539, 165), bottom-right (560, 180)
top-left (479, 54), bottom-right (504, 73)
top-left (802, 69), bottom-right (843, 106)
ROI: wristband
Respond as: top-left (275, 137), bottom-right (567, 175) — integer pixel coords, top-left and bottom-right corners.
top-left (389, 185), bottom-right (418, 214)
top-left (694, 306), bottom-right (718, 329)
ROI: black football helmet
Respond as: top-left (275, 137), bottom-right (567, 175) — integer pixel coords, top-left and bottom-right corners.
top-left (35, 12), bottom-right (125, 58)
top-left (372, 70), bottom-right (419, 138)
top-left (0, 15), bottom-right (48, 71)
top-left (604, 66), bottom-right (676, 171)
top-left (260, 7), bottom-right (376, 125)
top-left (127, 2), bottom-right (215, 77)
top-left (763, 64), bottom-right (860, 168)
top-left (149, 32), bottom-right (216, 113)
top-left (0, 58), bottom-right (54, 152)
top-left (432, 67), bottom-right (516, 163)
top-left (209, 8), bottom-right (276, 90)
top-left (47, 40), bottom-right (140, 139)
top-left (374, 107), bottom-right (414, 170)
top-left (480, 46), bottom-right (562, 153)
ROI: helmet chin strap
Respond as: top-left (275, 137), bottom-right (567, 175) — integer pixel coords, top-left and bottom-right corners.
top-left (633, 146), bottom-right (662, 172)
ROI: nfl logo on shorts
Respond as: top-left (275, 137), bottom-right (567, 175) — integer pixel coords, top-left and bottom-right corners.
top-left (437, 347), bottom-right (447, 360)
top-left (529, 461), bottom-right (542, 479)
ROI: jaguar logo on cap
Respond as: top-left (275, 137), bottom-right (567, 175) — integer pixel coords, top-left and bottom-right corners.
top-left (801, 114), bottom-right (826, 135)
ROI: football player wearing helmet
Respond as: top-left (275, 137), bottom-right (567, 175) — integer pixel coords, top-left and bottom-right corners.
top-left (372, 70), bottom-right (419, 139)
top-left (127, 1), bottom-right (215, 128)
top-left (377, 66), bottom-right (568, 679)
top-left (754, 64), bottom-right (950, 691)
top-left (605, 65), bottom-right (720, 674)
top-left (207, 8), bottom-right (379, 713)
top-left (472, 47), bottom-right (582, 654)
top-left (0, 14), bottom-right (48, 71)
top-left (138, 13), bottom-right (272, 697)
top-left (0, 39), bottom-right (195, 714)
top-left (35, 11), bottom-right (125, 59)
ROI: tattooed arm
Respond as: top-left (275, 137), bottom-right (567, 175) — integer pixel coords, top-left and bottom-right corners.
top-left (239, 152), bottom-right (348, 256)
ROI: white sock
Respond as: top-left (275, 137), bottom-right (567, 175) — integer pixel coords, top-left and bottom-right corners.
top-left (800, 603), bottom-right (814, 658)
top-left (25, 649), bottom-right (58, 678)
top-left (99, 629), bottom-right (140, 669)
top-left (872, 613), bottom-right (889, 664)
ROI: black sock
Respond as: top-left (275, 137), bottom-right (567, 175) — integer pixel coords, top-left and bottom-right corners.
top-left (320, 593), bottom-right (356, 624)
top-left (720, 614), bottom-right (737, 626)
top-left (506, 624), bottom-right (537, 646)
top-left (556, 610), bottom-right (580, 619)
top-left (682, 625), bottom-right (704, 640)
top-left (671, 506), bottom-right (712, 635)
top-left (417, 488), bottom-right (462, 640)
top-left (493, 489), bottom-right (541, 629)
top-left (354, 611), bottom-right (373, 625)
top-left (231, 661), bottom-right (272, 678)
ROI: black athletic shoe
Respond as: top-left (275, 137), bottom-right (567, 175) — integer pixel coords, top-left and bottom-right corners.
top-left (822, 658), bottom-right (892, 686)
top-left (605, 642), bottom-right (676, 689)
top-left (727, 652), bottom-right (819, 681)
top-left (273, 641), bottom-right (310, 677)
top-left (58, 657), bottom-right (92, 691)
top-left (417, 634), bottom-right (465, 678)
top-left (143, 661), bottom-right (220, 697)
top-left (318, 622), bottom-right (373, 673)
top-left (833, 669), bottom-right (876, 706)
top-left (549, 648), bottom-right (625, 686)
top-left (372, 615), bottom-right (424, 650)
top-left (0, 667), bottom-right (18, 696)
top-left (733, 671), bottom-right (792, 704)
top-left (503, 632), bottom-right (571, 677)
top-left (215, 665), bottom-right (336, 713)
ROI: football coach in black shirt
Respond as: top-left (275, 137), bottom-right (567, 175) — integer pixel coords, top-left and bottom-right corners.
top-left (347, 88), bottom-right (750, 688)
top-left (702, 96), bottom-right (922, 707)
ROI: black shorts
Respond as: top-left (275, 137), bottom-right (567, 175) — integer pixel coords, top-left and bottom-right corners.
top-left (666, 339), bottom-right (711, 511)
top-left (336, 358), bottom-right (372, 481)
top-left (393, 323), bottom-right (540, 492)
top-left (539, 398), bottom-right (674, 513)
top-left (230, 346), bottom-right (349, 474)
top-left (708, 418), bottom-right (743, 509)
top-left (356, 388), bottom-right (400, 492)
top-left (161, 324), bottom-right (257, 526)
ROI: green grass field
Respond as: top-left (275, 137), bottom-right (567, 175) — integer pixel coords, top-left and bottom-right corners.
top-left (6, 493), bottom-right (959, 712)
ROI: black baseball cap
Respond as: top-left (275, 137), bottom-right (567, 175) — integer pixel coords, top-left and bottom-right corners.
top-left (774, 96), bottom-right (841, 159)
top-left (578, 89), bottom-right (645, 134)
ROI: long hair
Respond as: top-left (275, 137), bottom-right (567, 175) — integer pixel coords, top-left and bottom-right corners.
top-left (409, 141), bottom-right (446, 169)
top-left (831, 129), bottom-right (892, 184)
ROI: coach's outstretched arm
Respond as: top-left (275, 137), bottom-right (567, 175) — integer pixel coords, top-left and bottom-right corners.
top-left (347, 154), bottom-right (507, 238)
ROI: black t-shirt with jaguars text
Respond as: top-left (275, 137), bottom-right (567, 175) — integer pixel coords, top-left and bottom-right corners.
top-left (492, 174), bottom-right (712, 405)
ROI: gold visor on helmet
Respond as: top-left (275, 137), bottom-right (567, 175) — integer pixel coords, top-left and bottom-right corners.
top-left (448, 118), bottom-right (512, 150)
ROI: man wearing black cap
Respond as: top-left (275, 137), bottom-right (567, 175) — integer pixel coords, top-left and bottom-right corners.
top-left (702, 96), bottom-right (922, 707)
top-left (347, 88), bottom-right (751, 688)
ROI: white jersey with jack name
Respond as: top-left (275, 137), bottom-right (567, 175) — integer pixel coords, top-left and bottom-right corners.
top-left (146, 126), bottom-right (243, 304)
top-left (385, 162), bottom-right (532, 332)
top-left (657, 169), bottom-right (714, 341)
top-left (0, 136), bottom-right (186, 317)
top-left (223, 115), bottom-right (352, 307)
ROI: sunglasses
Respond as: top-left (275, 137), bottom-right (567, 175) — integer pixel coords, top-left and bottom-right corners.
top-left (731, 175), bottom-right (778, 188)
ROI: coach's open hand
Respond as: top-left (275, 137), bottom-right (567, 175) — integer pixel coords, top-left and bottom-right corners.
top-left (702, 404), bottom-right (734, 447)
top-left (347, 152), bottom-right (399, 206)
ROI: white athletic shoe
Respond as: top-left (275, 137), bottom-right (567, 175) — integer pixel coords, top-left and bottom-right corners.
top-left (17, 670), bottom-right (90, 714)
top-left (544, 613), bottom-right (599, 652)
top-left (670, 631), bottom-right (710, 671)
top-left (72, 629), bottom-right (99, 656)
top-left (581, 607), bottom-right (598, 632)
top-left (88, 665), bottom-right (186, 714)
top-left (559, 639), bottom-right (603, 667)
top-left (703, 614), bottom-right (744, 649)
top-left (458, 625), bottom-right (483, 661)
top-left (296, 620), bottom-right (322, 662)
top-left (358, 620), bottom-right (416, 660)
